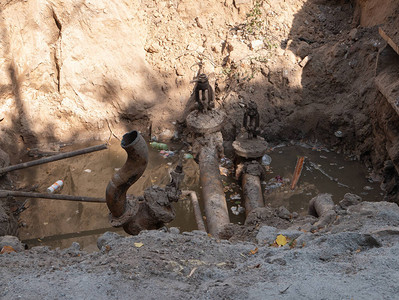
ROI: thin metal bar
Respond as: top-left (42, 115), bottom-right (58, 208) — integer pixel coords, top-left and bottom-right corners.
top-left (0, 144), bottom-right (108, 175)
top-left (0, 190), bottom-right (106, 203)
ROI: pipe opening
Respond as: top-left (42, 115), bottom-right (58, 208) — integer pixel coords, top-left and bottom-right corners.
top-left (121, 130), bottom-right (139, 148)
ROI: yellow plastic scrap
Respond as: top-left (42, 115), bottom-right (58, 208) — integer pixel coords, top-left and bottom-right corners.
top-left (134, 242), bottom-right (144, 248)
top-left (275, 234), bottom-right (287, 247)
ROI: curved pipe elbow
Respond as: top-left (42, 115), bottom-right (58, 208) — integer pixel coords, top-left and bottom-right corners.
top-left (106, 130), bottom-right (148, 218)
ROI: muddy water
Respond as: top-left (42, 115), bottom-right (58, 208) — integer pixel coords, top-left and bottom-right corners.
top-left (16, 139), bottom-right (382, 251)
top-left (262, 143), bottom-right (382, 214)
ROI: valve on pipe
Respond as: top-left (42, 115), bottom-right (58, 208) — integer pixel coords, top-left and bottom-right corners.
top-left (106, 130), bottom-right (184, 235)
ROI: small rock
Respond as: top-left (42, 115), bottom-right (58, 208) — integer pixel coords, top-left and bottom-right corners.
top-left (299, 55), bottom-right (311, 68)
top-left (349, 28), bottom-right (358, 41)
top-left (69, 242), bottom-right (81, 251)
top-left (169, 227), bottom-right (180, 234)
top-left (339, 193), bottom-right (361, 209)
top-left (256, 226), bottom-right (278, 244)
top-left (176, 67), bottom-right (185, 76)
top-left (97, 231), bottom-right (122, 250)
top-left (0, 236), bottom-right (25, 252)
top-left (250, 40), bottom-right (263, 50)
top-left (277, 206), bottom-right (291, 220)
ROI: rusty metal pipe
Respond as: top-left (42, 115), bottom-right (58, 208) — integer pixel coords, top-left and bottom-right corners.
top-left (0, 190), bottom-right (105, 203)
top-left (106, 130), bottom-right (148, 218)
top-left (199, 146), bottom-right (229, 237)
top-left (242, 173), bottom-right (264, 216)
top-left (0, 144), bottom-right (108, 176)
top-left (182, 190), bottom-right (206, 232)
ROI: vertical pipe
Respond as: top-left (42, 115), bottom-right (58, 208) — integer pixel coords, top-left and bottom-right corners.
top-left (199, 146), bottom-right (230, 237)
top-left (106, 131), bottom-right (148, 218)
top-left (183, 190), bottom-right (206, 232)
top-left (242, 173), bottom-right (264, 216)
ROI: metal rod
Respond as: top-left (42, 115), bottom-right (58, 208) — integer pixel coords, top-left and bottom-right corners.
top-left (0, 144), bottom-right (108, 175)
top-left (0, 190), bottom-right (106, 203)
top-left (199, 146), bottom-right (230, 237)
top-left (182, 190), bottom-right (206, 232)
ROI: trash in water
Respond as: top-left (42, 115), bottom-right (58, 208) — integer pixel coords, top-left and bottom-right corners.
top-left (221, 157), bottom-right (233, 168)
top-left (230, 193), bottom-right (241, 200)
top-left (231, 205), bottom-right (245, 215)
top-left (47, 180), bottom-right (64, 194)
top-left (271, 143), bottom-right (286, 150)
top-left (264, 176), bottom-right (290, 191)
top-left (150, 142), bottom-right (168, 150)
top-left (262, 154), bottom-right (272, 166)
top-left (184, 153), bottom-right (194, 159)
top-left (334, 130), bottom-right (343, 138)
top-left (219, 166), bottom-right (229, 176)
top-left (363, 186), bottom-right (374, 191)
top-left (84, 169), bottom-right (92, 173)
top-left (320, 155), bottom-right (327, 159)
top-left (159, 150), bottom-right (175, 158)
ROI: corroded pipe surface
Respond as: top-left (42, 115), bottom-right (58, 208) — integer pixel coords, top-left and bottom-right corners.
top-left (182, 190), bottom-right (206, 232)
top-left (199, 146), bottom-right (229, 237)
top-left (242, 173), bottom-right (264, 216)
top-left (106, 131), bottom-right (148, 218)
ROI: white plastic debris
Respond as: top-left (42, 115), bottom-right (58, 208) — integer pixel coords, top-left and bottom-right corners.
top-left (262, 154), bottom-right (272, 166)
top-left (47, 180), bottom-right (64, 194)
top-left (334, 130), bottom-right (343, 138)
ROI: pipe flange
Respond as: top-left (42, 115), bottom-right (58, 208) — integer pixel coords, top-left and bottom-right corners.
top-left (109, 196), bottom-right (140, 227)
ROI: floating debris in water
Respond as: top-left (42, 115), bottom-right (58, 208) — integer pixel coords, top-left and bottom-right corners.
top-left (159, 150), bottom-right (175, 158)
top-left (230, 193), bottom-right (241, 200)
top-left (220, 157), bottom-right (233, 168)
top-left (334, 130), bottom-right (343, 138)
top-left (262, 154), bottom-right (272, 166)
top-left (231, 205), bottom-right (245, 215)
